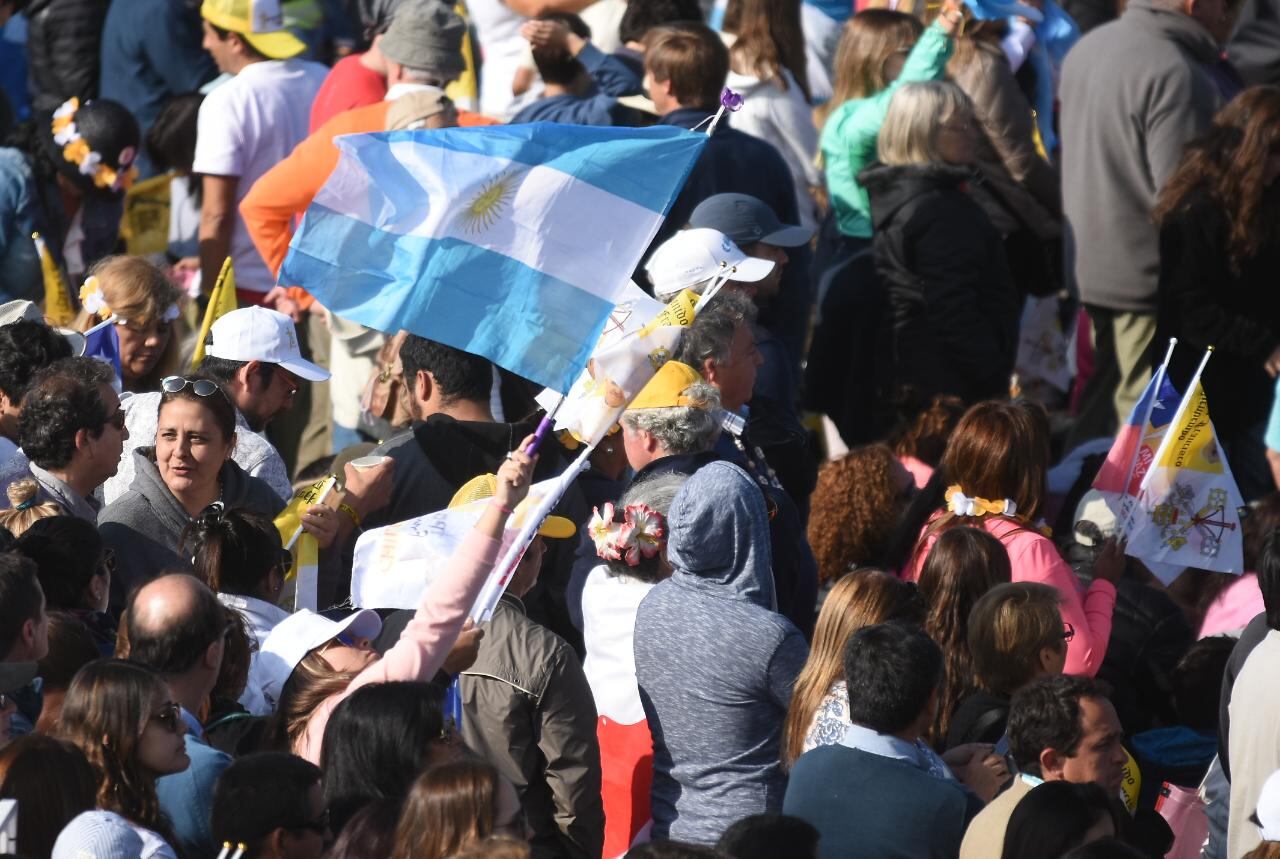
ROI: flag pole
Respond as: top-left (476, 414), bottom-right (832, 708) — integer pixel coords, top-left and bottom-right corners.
top-left (1126, 346), bottom-right (1214, 531)
top-left (525, 394), bottom-right (565, 457)
top-left (471, 440), bottom-right (597, 622)
top-left (1116, 337), bottom-right (1177, 534)
top-left (703, 88), bottom-right (743, 137)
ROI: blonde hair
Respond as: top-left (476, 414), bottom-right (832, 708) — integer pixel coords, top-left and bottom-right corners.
top-left (0, 479), bottom-right (64, 537)
top-left (781, 569), bottom-right (923, 767)
top-left (76, 256), bottom-right (185, 388)
top-left (820, 10), bottom-right (923, 127)
top-left (878, 80), bottom-right (975, 166)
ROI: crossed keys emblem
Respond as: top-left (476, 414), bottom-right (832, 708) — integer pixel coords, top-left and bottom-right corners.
top-left (1150, 484), bottom-right (1236, 557)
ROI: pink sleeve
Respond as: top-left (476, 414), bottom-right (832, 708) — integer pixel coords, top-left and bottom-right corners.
top-left (298, 529), bottom-right (502, 762)
top-left (1011, 534), bottom-right (1116, 677)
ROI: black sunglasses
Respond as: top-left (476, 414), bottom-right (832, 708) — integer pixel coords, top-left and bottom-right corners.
top-left (162, 376), bottom-right (220, 398)
top-left (150, 702), bottom-right (184, 735)
top-left (106, 407), bottom-right (126, 431)
top-left (1061, 622), bottom-right (1076, 643)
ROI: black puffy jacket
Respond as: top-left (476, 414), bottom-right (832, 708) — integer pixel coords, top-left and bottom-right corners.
top-left (860, 162), bottom-right (1020, 413)
top-left (25, 0), bottom-right (111, 113)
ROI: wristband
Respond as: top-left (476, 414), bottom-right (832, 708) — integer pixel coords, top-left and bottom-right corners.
top-left (339, 502), bottom-right (362, 528)
top-left (490, 500), bottom-right (514, 515)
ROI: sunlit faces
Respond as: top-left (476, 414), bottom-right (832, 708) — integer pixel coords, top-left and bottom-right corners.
top-left (136, 695), bottom-right (190, 776)
top-left (155, 398), bottom-right (234, 502)
top-left (115, 318), bottom-right (173, 387)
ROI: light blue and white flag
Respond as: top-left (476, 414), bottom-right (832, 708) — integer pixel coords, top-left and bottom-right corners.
top-left (280, 122), bottom-right (707, 393)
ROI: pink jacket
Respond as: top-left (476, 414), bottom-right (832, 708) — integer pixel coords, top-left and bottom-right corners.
top-left (296, 529), bottom-right (502, 763)
top-left (907, 517), bottom-right (1116, 676)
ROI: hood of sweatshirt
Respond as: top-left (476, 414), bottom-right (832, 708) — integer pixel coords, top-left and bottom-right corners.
top-left (665, 460), bottom-right (776, 609)
top-left (859, 162), bottom-right (976, 233)
top-left (128, 447), bottom-right (268, 535)
top-left (1123, 0), bottom-right (1221, 64)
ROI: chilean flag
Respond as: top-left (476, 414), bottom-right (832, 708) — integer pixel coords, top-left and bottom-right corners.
top-left (1093, 371), bottom-right (1182, 508)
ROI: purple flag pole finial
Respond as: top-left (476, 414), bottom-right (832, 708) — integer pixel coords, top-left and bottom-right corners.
top-left (704, 87), bottom-right (744, 136)
top-left (524, 394), bottom-right (565, 457)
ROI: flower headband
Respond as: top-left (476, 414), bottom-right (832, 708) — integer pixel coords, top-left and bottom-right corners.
top-left (588, 502), bottom-right (666, 566)
top-left (79, 276), bottom-right (180, 324)
top-left (945, 484), bottom-right (1017, 518)
top-left (52, 98), bottom-right (137, 192)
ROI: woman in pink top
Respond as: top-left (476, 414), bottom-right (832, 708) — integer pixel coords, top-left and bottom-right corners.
top-left (906, 402), bottom-right (1124, 677)
top-left (891, 394), bottom-right (965, 489)
top-left (264, 435), bottom-right (539, 764)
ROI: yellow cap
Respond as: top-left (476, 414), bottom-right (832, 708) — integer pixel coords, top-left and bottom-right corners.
top-left (627, 361), bottom-right (704, 410)
top-left (448, 474), bottom-right (577, 539)
top-left (201, 0), bottom-right (307, 60)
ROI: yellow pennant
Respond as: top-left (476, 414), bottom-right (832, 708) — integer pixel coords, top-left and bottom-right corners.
top-left (33, 233), bottom-right (76, 326)
top-left (190, 257), bottom-right (239, 371)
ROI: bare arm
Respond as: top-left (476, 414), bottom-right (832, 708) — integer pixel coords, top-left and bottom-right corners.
top-left (504, 0), bottom-right (597, 17)
top-left (198, 174), bottom-right (239, 294)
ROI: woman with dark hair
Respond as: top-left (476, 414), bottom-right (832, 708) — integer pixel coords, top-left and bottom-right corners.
top-left (189, 505), bottom-right (291, 715)
top-left (14, 515), bottom-right (115, 652)
top-left (0, 97), bottom-right (140, 299)
top-left (908, 401), bottom-right (1123, 677)
top-left (1001, 780), bottom-right (1121, 859)
top-left (918, 526), bottom-right (1012, 747)
top-left (34, 611), bottom-right (100, 733)
top-left (391, 758), bottom-right (526, 859)
top-left (328, 798), bottom-right (403, 859)
top-left (320, 681), bottom-right (457, 834)
top-left (56, 659), bottom-right (189, 857)
top-left (0, 734), bottom-right (97, 859)
top-left (720, 0), bottom-right (819, 230)
top-left (1155, 86), bottom-right (1280, 501)
top-left (97, 375), bottom-right (294, 600)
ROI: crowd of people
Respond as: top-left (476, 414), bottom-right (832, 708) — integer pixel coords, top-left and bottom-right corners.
top-left (0, 0), bottom-right (1279, 856)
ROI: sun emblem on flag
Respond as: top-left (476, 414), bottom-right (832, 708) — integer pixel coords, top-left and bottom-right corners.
top-left (459, 171), bottom-right (521, 234)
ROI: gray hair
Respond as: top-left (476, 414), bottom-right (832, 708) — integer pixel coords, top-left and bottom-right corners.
top-left (604, 472), bottom-right (690, 581)
top-left (399, 65), bottom-right (450, 85)
top-left (878, 80), bottom-right (975, 166)
top-left (672, 289), bottom-right (756, 370)
top-left (621, 382), bottom-right (721, 454)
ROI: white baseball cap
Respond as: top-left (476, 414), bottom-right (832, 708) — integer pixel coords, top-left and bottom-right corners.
top-left (0, 300), bottom-right (86, 355)
top-left (1256, 769), bottom-right (1280, 841)
top-left (52, 811), bottom-right (145, 859)
top-left (645, 228), bottom-right (775, 300)
top-left (257, 608), bottom-right (383, 709)
top-left (207, 306), bottom-right (330, 382)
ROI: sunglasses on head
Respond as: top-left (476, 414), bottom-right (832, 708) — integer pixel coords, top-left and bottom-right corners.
top-left (162, 376), bottom-right (220, 398)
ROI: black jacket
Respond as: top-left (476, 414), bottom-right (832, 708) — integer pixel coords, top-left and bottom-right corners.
top-left (26, 0), bottom-right (111, 112)
top-left (1156, 188), bottom-right (1280, 439)
top-left (860, 162), bottom-right (1019, 416)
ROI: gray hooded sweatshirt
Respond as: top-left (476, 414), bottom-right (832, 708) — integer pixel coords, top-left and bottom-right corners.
top-left (98, 447), bottom-right (283, 608)
top-left (633, 461), bottom-right (808, 845)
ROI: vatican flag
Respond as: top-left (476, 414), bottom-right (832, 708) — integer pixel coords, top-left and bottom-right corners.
top-left (33, 233), bottom-right (76, 326)
top-left (1124, 350), bottom-right (1245, 583)
top-left (190, 257), bottom-right (238, 371)
top-left (274, 476), bottom-right (336, 612)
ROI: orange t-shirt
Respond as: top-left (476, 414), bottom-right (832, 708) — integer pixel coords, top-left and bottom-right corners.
top-left (240, 100), bottom-right (500, 307)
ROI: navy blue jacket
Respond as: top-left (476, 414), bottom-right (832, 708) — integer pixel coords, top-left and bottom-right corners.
top-left (784, 744), bottom-right (982, 859)
top-left (510, 44), bottom-right (644, 127)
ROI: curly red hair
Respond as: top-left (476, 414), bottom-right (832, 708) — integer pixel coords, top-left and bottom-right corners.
top-left (807, 444), bottom-right (905, 583)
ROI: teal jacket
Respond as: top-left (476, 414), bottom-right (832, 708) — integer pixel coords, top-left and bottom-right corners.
top-left (820, 21), bottom-right (954, 239)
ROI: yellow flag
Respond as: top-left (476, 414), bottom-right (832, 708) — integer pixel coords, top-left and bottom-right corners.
top-left (1154, 383), bottom-right (1224, 474)
top-left (273, 476), bottom-right (336, 612)
top-left (190, 257), bottom-right (239, 371)
top-left (33, 233), bottom-right (76, 326)
top-left (119, 172), bottom-right (172, 257)
top-left (445, 2), bottom-right (480, 110)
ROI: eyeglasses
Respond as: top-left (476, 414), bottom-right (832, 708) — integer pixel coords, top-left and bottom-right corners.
top-left (285, 808), bottom-right (330, 835)
top-left (106, 407), bottom-right (126, 431)
top-left (162, 376), bottom-right (220, 398)
top-left (150, 702), bottom-right (184, 735)
top-left (1061, 622), bottom-right (1076, 643)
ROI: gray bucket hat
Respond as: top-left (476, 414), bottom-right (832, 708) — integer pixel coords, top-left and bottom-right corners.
top-left (379, 0), bottom-right (467, 81)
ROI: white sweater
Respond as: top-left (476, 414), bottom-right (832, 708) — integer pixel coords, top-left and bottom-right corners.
top-left (1228, 629), bottom-right (1280, 859)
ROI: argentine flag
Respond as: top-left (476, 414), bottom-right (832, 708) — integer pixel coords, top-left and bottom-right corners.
top-left (280, 123), bottom-right (707, 393)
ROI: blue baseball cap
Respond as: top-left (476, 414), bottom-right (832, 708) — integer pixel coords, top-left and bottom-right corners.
top-left (689, 193), bottom-right (814, 248)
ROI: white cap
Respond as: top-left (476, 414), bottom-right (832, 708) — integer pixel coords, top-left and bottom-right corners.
top-left (52, 810), bottom-right (145, 859)
top-left (1073, 489), bottom-right (1117, 548)
top-left (257, 608), bottom-right (383, 710)
top-left (1257, 769), bottom-right (1280, 841)
top-left (207, 307), bottom-right (331, 382)
top-left (0, 299), bottom-right (86, 355)
top-left (644, 228), bottom-right (775, 300)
